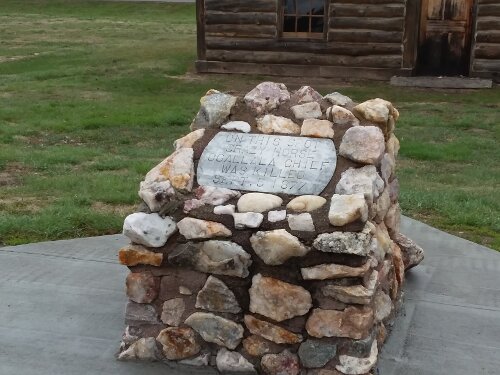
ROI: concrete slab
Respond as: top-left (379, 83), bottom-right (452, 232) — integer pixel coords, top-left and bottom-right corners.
top-left (0, 216), bottom-right (498, 375)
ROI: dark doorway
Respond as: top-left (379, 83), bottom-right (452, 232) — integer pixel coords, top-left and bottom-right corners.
top-left (417, 0), bottom-right (474, 76)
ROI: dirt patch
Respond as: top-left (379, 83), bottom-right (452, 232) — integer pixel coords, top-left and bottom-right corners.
top-left (0, 55), bottom-right (32, 64)
top-left (0, 196), bottom-right (52, 213)
top-left (81, 90), bottom-right (112, 101)
top-left (91, 201), bottom-right (136, 216)
top-left (0, 162), bottom-right (31, 187)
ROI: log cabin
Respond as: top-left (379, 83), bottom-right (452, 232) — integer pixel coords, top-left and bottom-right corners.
top-left (195, 0), bottom-right (500, 81)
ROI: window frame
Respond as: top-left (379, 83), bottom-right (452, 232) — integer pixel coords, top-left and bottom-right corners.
top-left (279, 0), bottom-right (329, 40)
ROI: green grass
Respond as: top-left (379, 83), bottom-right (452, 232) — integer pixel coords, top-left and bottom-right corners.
top-left (0, 0), bottom-right (499, 250)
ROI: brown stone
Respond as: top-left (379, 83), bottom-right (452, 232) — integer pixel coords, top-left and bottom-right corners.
top-left (159, 269), bottom-right (207, 301)
top-left (261, 350), bottom-right (300, 375)
top-left (376, 323), bottom-right (387, 345)
top-left (243, 335), bottom-right (282, 357)
top-left (126, 271), bottom-right (159, 304)
top-left (118, 244), bottom-right (163, 267)
top-left (306, 307), bottom-right (374, 339)
top-left (392, 242), bottom-right (405, 288)
top-left (156, 327), bottom-right (200, 360)
top-left (244, 315), bottom-right (302, 344)
top-left (249, 274), bottom-right (312, 322)
top-left (394, 233), bottom-right (425, 270)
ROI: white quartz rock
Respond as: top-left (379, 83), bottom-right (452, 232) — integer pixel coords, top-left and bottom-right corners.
top-left (335, 166), bottom-right (385, 203)
top-left (143, 148), bottom-right (194, 191)
top-left (291, 102), bottom-right (322, 120)
top-left (179, 352), bottom-right (210, 367)
top-left (191, 92), bottom-right (237, 130)
top-left (327, 105), bottom-right (360, 126)
top-left (216, 348), bottom-right (256, 373)
top-left (287, 195), bottom-right (326, 212)
top-left (329, 193), bottom-right (368, 226)
top-left (233, 212), bottom-right (264, 229)
top-left (268, 210), bottom-right (287, 222)
top-left (244, 82), bottom-right (290, 115)
top-left (118, 337), bottom-right (158, 361)
top-left (301, 261), bottom-right (371, 280)
top-left (339, 126), bottom-right (386, 165)
top-left (250, 229), bottom-right (310, 265)
top-left (174, 129), bottom-right (205, 150)
top-left (184, 186), bottom-right (240, 213)
top-left (177, 217), bottom-right (231, 239)
top-left (353, 98), bottom-right (398, 124)
top-left (386, 133), bottom-right (400, 158)
top-left (380, 152), bottom-right (395, 184)
top-left (221, 121), bottom-right (251, 133)
top-left (237, 193), bottom-right (283, 213)
top-left (324, 92), bottom-right (353, 107)
top-left (293, 85), bottom-right (323, 104)
top-left (196, 185), bottom-right (241, 205)
top-left (214, 204), bottom-right (236, 215)
top-left (138, 180), bottom-right (175, 212)
top-left (287, 213), bottom-right (315, 232)
top-left (336, 341), bottom-right (378, 375)
top-left (321, 270), bottom-right (378, 305)
top-left (374, 290), bottom-right (393, 322)
top-left (168, 240), bottom-right (252, 278)
top-left (257, 114), bottom-right (300, 135)
top-left (300, 119), bottom-right (334, 138)
top-left (249, 274), bottom-right (312, 322)
top-left (374, 188), bottom-right (391, 223)
top-left (123, 212), bottom-right (177, 247)
top-left (313, 225), bottom-right (372, 256)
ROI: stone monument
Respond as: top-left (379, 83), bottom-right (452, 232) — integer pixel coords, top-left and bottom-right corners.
top-left (116, 82), bottom-right (424, 374)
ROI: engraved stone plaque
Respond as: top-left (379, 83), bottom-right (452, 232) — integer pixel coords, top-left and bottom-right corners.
top-left (197, 132), bottom-right (337, 195)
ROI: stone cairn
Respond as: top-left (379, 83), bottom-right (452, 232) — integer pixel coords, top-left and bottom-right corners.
top-left (117, 82), bottom-right (424, 374)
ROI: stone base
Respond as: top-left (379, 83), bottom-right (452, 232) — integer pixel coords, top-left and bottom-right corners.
top-left (115, 82), bottom-right (423, 374)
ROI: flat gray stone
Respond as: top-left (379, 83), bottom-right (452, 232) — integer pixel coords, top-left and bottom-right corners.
top-left (195, 276), bottom-right (241, 314)
top-left (298, 339), bottom-right (337, 368)
top-left (185, 312), bottom-right (244, 350)
top-left (197, 133), bottom-right (337, 195)
top-left (168, 240), bottom-right (252, 278)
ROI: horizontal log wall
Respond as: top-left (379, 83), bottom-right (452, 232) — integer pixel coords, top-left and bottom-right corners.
top-left (199, 0), bottom-right (409, 78)
top-left (471, 0), bottom-right (500, 80)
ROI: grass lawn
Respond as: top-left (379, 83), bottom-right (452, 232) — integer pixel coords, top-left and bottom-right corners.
top-left (0, 0), bottom-right (499, 250)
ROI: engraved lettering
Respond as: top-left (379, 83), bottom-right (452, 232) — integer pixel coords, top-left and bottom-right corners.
top-left (197, 133), bottom-right (336, 195)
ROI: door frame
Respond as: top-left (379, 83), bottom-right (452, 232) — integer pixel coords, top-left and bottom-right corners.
top-left (416, 0), bottom-right (477, 76)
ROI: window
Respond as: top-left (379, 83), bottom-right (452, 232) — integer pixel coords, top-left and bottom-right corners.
top-left (282, 0), bottom-right (326, 39)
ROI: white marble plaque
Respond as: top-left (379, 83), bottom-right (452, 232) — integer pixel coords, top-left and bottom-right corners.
top-left (197, 133), bottom-right (337, 195)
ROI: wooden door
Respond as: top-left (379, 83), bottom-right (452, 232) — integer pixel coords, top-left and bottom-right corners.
top-left (418, 0), bottom-right (474, 75)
